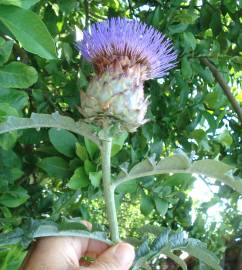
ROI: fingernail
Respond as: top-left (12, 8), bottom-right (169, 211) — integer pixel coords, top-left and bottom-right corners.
top-left (113, 243), bottom-right (135, 266)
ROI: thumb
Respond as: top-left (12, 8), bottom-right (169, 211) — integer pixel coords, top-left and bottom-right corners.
top-left (88, 243), bottom-right (135, 270)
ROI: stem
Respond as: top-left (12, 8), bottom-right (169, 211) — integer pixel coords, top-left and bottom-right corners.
top-left (101, 138), bottom-right (120, 242)
top-left (200, 57), bottom-right (242, 124)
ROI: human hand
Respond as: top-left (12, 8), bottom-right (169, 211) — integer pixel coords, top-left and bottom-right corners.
top-left (21, 223), bottom-right (135, 270)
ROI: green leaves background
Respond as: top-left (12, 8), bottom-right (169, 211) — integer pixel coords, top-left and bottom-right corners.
top-left (0, 0), bottom-right (241, 269)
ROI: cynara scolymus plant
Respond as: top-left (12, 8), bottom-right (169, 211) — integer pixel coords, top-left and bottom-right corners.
top-left (75, 17), bottom-right (176, 245)
top-left (76, 18), bottom-right (177, 132)
top-left (0, 15), bottom-right (241, 270)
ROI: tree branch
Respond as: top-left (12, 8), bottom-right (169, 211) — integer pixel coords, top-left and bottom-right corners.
top-left (200, 57), bottom-right (242, 124)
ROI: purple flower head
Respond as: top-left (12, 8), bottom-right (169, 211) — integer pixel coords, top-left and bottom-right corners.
top-left (76, 17), bottom-right (177, 80)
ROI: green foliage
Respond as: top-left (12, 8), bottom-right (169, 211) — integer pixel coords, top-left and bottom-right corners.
top-left (0, 37), bottom-right (13, 65)
top-left (68, 167), bottom-right (89, 189)
top-left (89, 171), bottom-right (102, 188)
top-left (0, 0), bottom-right (241, 269)
top-left (0, 0), bottom-right (40, 9)
top-left (140, 194), bottom-right (154, 216)
top-left (0, 246), bottom-right (26, 270)
top-left (0, 61), bottom-right (37, 88)
top-left (0, 186), bottom-right (29, 208)
top-left (0, 5), bottom-right (56, 59)
top-left (38, 156), bottom-right (70, 179)
top-left (49, 128), bottom-right (77, 157)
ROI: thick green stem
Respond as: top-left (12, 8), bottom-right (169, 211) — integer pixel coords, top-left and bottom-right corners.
top-left (101, 138), bottom-right (120, 243)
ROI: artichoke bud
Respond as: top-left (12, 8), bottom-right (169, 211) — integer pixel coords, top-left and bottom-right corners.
top-left (76, 18), bottom-right (176, 132)
top-left (80, 65), bottom-right (149, 132)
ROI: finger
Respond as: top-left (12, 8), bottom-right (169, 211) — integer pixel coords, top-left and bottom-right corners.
top-left (80, 238), bottom-right (109, 266)
top-left (85, 238), bottom-right (109, 258)
top-left (21, 220), bottom-right (94, 270)
top-left (66, 220), bottom-right (93, 259)
top-left (81, 220), bottom-right (92, 231)
top-left (86, 243), bottom-right (135, 270)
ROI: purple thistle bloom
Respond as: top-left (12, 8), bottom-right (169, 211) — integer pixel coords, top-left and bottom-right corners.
top-left (76, 17), bottom-right (177, 79)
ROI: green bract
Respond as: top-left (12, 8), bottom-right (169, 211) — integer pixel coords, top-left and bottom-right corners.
top-left (80, 71), bottom-right (148, 132)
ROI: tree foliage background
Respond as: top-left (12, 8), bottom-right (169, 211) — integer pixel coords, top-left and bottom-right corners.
top-left (0, 0), bottom-right (241, 269)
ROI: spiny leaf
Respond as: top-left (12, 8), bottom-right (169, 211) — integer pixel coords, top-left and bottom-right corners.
top-left (151, 228), bottom-right (170, 251)
top-left (133, 227), bottom-right (221, 270)
top-left (136, 239), bottom-right (150, 259)
top-left (0, 228), bottom-right (24, 247)
top-left (181, 238), bottom-right (222, 270)
top-left (130, 159), bottom-right (154, 176)
top-left (137, 225), bottom-right (163, 236)
top-left (0, 112), bottom-right (100, 147)
top-left (191, 159), bottom-right (233, 177)
top-left (115, 154), bottom-right (242, 195)
top-left (33, 224), bottom-right (112, 245)
top-left (169, 231), bottom-right (188, 249)
top-left (156, 154), bottom-right (190, 170)
top-left (190, 159), bottom-right (242, 194)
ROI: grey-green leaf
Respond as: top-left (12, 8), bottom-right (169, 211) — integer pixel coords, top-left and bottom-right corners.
top-left (0, 61), bottom-right (38, 88)
top-left (181, 238), bottom-right (222, 270)
top-left (191, 159), bottom-right (233, 178)
top-left (190, 160), bottom-right (242, 193)
top-left (130, 159), bottom-right (154, 176)
top-left (0, 5), bottom-right (56, 59)
top-left (156, 154), bottom-right (190, 171)
top-left (33, 224), bottom-right (112, 245)
top-left (0, 228), bottom-right (24, 247)
top-left (0, 112), bottom-right (101, 147)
